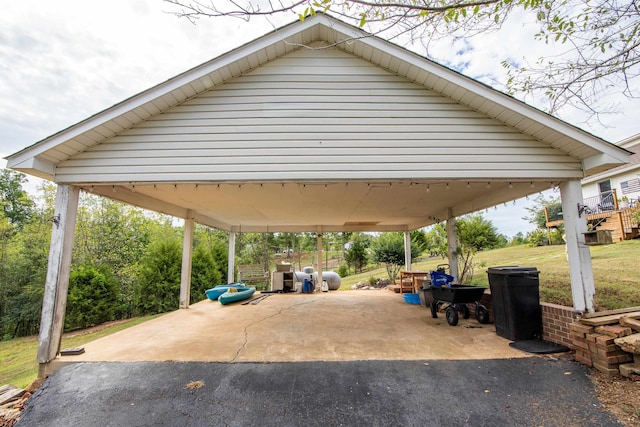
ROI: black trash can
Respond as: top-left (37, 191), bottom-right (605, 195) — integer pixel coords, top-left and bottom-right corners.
top-left (487, 266), bottom-right (542, 341)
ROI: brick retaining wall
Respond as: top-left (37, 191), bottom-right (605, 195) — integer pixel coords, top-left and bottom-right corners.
top-left (540, 302), bottom-right (579, 347)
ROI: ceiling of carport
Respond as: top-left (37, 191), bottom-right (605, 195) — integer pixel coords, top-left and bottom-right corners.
top-left (85, 179), bottom-right (557, 232)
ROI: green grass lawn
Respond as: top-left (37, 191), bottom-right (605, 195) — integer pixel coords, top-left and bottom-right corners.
top-left (340, 240), bottom-right (640, 310)
top-left (0, 315), bottom-right (160, 389)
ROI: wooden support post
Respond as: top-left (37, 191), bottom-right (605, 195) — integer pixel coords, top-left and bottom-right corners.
top-left (316, 231), bottom-right (323, 290)
top-left (404, 230), bottom-right (412, 271)
top-left (37, 185), bottom-right (79, 376)
top-left (446, 209), bottom-right (459, 282)
top-left (179, 214), bottom-right (194, 309)
top-left (227, 231), bottom-right (236, 284)
top-left (560, 180), bottom-right (596, 313)
top-left (544, 206), bottom-right (552, 245)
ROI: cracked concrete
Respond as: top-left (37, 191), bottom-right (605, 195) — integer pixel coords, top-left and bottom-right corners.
top-left (48, 290), bottom-right (527, 374)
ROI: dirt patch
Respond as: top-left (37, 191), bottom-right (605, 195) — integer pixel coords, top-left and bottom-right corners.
top-left (591, 370), bottom-right (640, 426)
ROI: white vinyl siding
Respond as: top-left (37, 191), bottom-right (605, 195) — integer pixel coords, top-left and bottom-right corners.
top-left (54, 48), bottom-right (582, 183)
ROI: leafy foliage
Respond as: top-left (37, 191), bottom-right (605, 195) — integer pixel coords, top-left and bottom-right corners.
top-left (190, 244), bottom-right (223, 303)
top-left (344, 233), bottom-right (370, 274)
top-left (425, 223), bottom-right (448, 258)
top-left (0, 174), bottom-right (233, 339)
top-left (370, 232), bottom-right (421, 281)
top-left (455, 214), bottom-right (502, 283)
top-left (0, 170), bottom-right (33, 229)
top-left (523, 194), bottom-right (563, 229)
top-left (134, 239), bottom-right (183, 315)
top-left (65, 266), bottom-right (120, 329)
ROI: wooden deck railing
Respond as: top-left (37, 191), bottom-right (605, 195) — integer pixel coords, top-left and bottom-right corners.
top-left (545, 190), bottom-right (640, 241)
top-left (621, 206), bottom-right (640, 234)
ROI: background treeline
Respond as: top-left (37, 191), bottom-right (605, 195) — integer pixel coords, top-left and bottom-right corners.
top-left (1, 169), bottom-right (549, 340)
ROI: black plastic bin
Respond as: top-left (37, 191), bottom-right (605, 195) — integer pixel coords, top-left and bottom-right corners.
top-left (419, 286), bottom-right (434, 308)
top-left (487, 266), bottom-right (542, 341)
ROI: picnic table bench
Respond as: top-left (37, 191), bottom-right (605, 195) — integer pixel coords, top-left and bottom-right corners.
top-left (237, 264), bottom-right (270, 285)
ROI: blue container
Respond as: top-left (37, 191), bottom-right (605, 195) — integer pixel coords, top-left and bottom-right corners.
top-left (403, 293), bottom-right (421, 304)
top-left (302, 278), bottom-right (314, 293)
top-left (430, 270), bottom-right (454, 287)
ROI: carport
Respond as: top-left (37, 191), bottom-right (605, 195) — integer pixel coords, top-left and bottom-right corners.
top-left (5, 14), bottom-right (631, 377)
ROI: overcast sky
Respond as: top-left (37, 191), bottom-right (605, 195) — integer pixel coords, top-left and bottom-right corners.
top-left (1, 0), bottom-right (639, 237)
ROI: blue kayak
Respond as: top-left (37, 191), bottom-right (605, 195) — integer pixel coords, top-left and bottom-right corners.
top-left (219, 287), bottom-right (256, 305)
top-left (205, 283), bottom-right (247, 301)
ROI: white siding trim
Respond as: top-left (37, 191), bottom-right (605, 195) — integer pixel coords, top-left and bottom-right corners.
top-left (55, 48), bottom-right (582, 183)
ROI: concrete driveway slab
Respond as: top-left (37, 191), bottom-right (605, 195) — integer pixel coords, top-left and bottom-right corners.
top-left (50, 291), bottom-right (525, 373)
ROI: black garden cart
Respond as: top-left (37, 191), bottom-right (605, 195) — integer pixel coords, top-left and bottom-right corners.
top-left (430, 285), bottom-right (490, 326)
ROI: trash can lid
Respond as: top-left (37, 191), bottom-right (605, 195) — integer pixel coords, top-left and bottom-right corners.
top-left (487, 266), bottom-right (539, 275)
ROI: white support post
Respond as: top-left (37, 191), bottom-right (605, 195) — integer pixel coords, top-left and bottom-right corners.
top-left (404, 231), bottom-right (412, 271)
top-left (37, 185), bottom-right (79, 375)
top-left (227, 231), bottom-right (236, 284)
top-left (316, 232), bottom-right (323, 290)
top-left (446, 209), bottom-right (459, 282)
top-left (179, 214), bottom-right (194, 309)
top-left (560, 180), bottom-right (596, 313)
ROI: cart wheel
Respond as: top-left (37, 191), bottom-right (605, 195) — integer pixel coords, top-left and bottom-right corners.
top-left (430, 302), bottom-right (438, 319)
top-left (475, 304), bottom-right (490, 324)
top-left (459, 304), bottom-right (470, 319)
top-left (445, 306), bottom-right (459, 326)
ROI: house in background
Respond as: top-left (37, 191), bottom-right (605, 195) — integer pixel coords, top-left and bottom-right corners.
top-left (578, 134), bottom-right (640, 242)
top-left (545, 133), bottom-right (639, 242)
top-left (582, 134), bottom-right (640, 207)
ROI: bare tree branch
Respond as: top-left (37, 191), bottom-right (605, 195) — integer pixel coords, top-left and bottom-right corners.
top-left (163, 0), bottom-right (640, 118)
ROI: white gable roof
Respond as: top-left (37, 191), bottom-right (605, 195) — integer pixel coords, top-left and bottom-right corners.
top-left (5, 14), bottom-right (631, 232)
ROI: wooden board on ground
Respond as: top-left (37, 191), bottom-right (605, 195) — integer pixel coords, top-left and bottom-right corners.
top-left (582, 306), bottom-right (640, 319)
top-left (0, 387), bottom-right (25, 406)
top-left (388, 285), bottom-right (414, 293)
top-left (580, 311), bottom-right (640, 326)
top-left (619, 316), bottom-right (640, 331)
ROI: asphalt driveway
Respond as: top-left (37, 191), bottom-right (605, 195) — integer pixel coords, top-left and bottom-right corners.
top-left (17, 357), bottom-right (620, 426)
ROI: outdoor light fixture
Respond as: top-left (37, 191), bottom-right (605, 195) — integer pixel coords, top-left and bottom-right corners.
top-left (577, 203), bottom-right (588, 217)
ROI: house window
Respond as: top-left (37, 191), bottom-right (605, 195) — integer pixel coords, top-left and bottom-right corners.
top-left (597, 180), bottom-right (614, 211)
top-left (621, 178), bottom-right (640, 195)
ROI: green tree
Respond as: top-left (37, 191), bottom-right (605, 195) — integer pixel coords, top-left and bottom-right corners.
top-left (523, 195), bottom-right (563, 230)
top-left (457, 214), bottom-right (501, 252)
top-left (237, 232), bottom-right (271, 271)
top-left (196, 226), bottom-right (229, 284)
top-left (425, 223), bottom-right (448, 258)
top-left (0, 187), bottom-right (53, 339)
top-left (370, 232), bottom-right (420, 282)
top-left (456, 214), bottom-right (502, 283)
top-left (65, 266), bottom-right (120, 330)
top-left (74, 194), bottom-right (166, 317)
top-left (3, 284), bottom-right (43, 338)
top-left (510, 232), bottom-right (526, 246)
top-left (134, 239), bottom-right (182, 315)
top-left (191, 244), bottom-right (223, 303)
top-left (0, 169), bottom-right (34, 229)
top-left (166, 0), bottom-right (639, 115)
top-left (410, 229), bottom-right (428, 256)
top-left (344, 233), bottom-right (370, 274)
